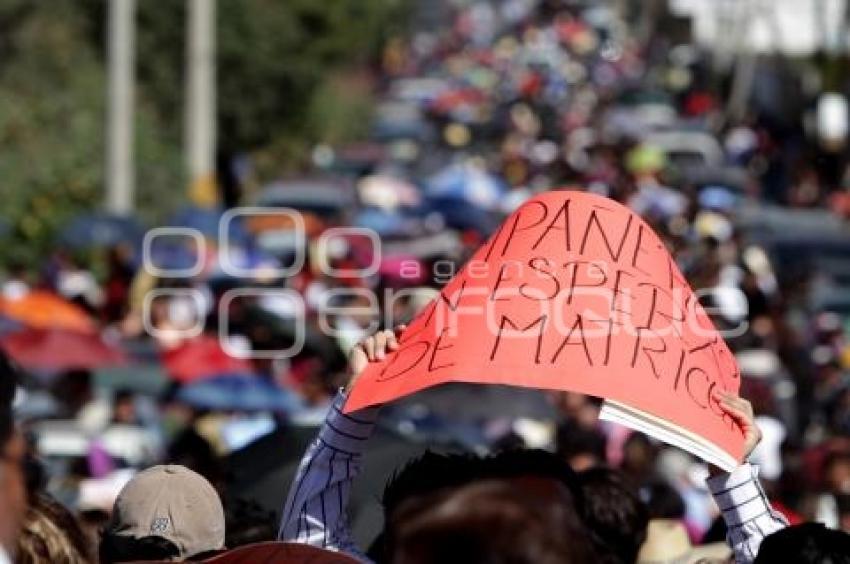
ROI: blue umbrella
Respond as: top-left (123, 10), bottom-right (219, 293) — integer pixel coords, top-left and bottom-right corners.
top-left (60, 213), bottom-right (146, 249)
top-left (353, 208), bottom-right (420, 238)
top-left (176, 374), bottom-right (302, 413)
top-left (167, 206), bottom-right (249, 244)
top-left (424, 196), bottom-right (502, 235)
top-left (146, 239), bottom-right (199, 272)
top-left (424, 163), bottom-right (508, 210)
top-left (698, 186), bottom-right (738, 212)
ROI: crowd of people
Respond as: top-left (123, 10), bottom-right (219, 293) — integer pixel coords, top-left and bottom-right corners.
top-left (2, 0), bottom-right (850, 562)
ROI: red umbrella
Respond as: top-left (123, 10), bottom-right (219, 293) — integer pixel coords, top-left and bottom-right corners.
top-left (1, 328), bottom-right (126, 372)
top-left (161, 335), bottom-right (255, 383)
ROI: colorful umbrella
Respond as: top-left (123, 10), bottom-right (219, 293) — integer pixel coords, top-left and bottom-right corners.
top-left (354, 209), bottom-right (420, 238)
top-left (60, 213), bottom-right (146, 249)
top-left (425, 162), bottom-right (507, 211)
top-left (175, 374), bottom-right (301, 413)
top-left (1, 327), bottom-right (126, 372)
top-left (167, 206), bottom-right (249, 243)
top-left (0, 291), bottom-right (95, 334)
top-left (161, 335), bottom-right (255, 383)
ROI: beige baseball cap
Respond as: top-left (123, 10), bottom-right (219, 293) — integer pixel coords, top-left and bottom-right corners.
top-left (107, 465), bottom-right (225, 559)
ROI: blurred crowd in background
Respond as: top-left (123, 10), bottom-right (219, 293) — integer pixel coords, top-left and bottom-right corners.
top-left (4, 0), bottom-right (850, 559)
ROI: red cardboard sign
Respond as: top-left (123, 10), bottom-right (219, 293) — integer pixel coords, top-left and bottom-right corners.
top-left (345, 190), bottom-right (744, 462)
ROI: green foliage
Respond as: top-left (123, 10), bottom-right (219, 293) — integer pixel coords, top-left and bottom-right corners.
top-left (0, 0), bottom-right (105, 266)
top-left (0, 0), bottom-right (407, 268)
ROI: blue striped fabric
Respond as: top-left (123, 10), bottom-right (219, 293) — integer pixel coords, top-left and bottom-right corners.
top-left (279, 392), bottom-right (379, 563)
top-left (706, 463), bottom-right (788, 563)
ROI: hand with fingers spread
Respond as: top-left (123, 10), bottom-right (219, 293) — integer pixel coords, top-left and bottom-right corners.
top-left (710, 389), bottom-right (762, 474)
top-left (344, 325), bottom-right (407, 394)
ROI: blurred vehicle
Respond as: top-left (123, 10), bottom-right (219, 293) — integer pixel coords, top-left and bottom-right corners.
top-left (604, 90), bottom-right (678, 138)
top-left (643, 130), bottom-right (725, 170)
top-left (371, 99), bottom-right (435, 142)
top-left (325, 142), bottom-right (387, 176)
top-left (738, 205), bottom-right (850, 319)
top-left (682, 166), bottom-right (750, 195)
top-left (746, 233), bottom-right (850, 283)
top-left (254, 177), bottom-right (355, 224)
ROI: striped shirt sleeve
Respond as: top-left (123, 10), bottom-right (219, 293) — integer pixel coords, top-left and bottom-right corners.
top-left (279, 391), bottom-right (379, 562)
top-left (706, 463), bottom-right (788, 563)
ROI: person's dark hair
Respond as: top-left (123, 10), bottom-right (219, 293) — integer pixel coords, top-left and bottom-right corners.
top-left (556, 424), bottom-right (607, 466)
top-left (224, 498), bottom-right (278, 548)
top-left (17, 493), bottom-right (92, 564)
top-left (382, 451), bottom-right (496, 519)
top-left (166, 425), bottom-right (223, 487)
top-left (389, 479), bottom-right (595, 564)
top-left (377, 449), bottom-right (585, 562)
top-left (620, 433), bottom-right (657, 482)
top-left (640, 480), bottom-right (686, 520)
top-left (485, 448), bottom-right (584, 505)
top-left (578, 467), bottom-right (649, 564)
top-left (382, 449), bottom-right (584, 518)
top-left (98, 533), bottom-right (180, 563)
top-left (754, 522), bottom-right (850, 563)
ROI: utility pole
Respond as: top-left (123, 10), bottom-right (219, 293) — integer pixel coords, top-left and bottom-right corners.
top-left (186, 0), bottom-right (217, 207)
top-left (725, 0), bottom-right (757, 123)
top-left (106, 0), bottom-right (135, 215)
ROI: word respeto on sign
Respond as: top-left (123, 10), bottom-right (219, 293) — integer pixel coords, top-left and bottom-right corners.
top-left (346, 190), bottom-right (744, 470)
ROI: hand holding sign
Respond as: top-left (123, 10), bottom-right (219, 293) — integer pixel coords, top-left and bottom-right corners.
top-left (345, 325), bottom-right (406, 394)
top-left (711, 390), bottom-right (762, 464)
top-left (345, 190), bottom-right (744, 470)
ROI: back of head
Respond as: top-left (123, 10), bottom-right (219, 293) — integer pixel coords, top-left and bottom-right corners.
top-left (579, 467), bottom-right (648, 564)
top-left (16, 493), bottom-right (92, 564)
top-left (754, 523), bottom-right (850, 564)
top-left (383, 449), bottom-right (583, 517)
top-left (379, 449), bottom-right (586, 562)
top-left (100, 464), bottom-right (225, 563)
top-left (390, 479), bottom-right (594, 564)
top-left (382, 451), bottom-right (484, 520)
top-left (484, 448), bottom-right (584, 513)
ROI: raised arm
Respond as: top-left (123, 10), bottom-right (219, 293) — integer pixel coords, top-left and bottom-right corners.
top-left (706, 390), bottom-right (788, 563)
top-left (278, 327), bottom-right (403, 561)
